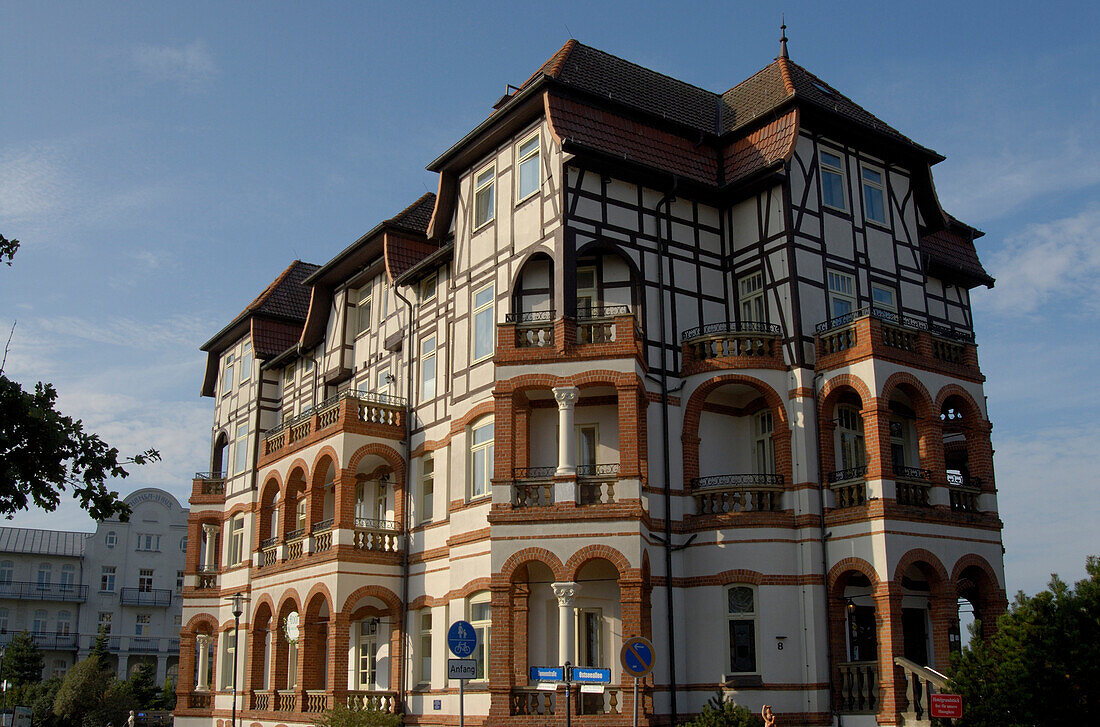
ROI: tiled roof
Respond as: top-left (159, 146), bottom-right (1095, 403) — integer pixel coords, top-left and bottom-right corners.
top-left (251, 318), bottom-right (306, 360)
top-left (387, 193), bottom-right (436, 235)
top-left (239, 260), bottom-right (319, 322)
top-left (0, 527), bottom-right (88, 557)
top-left (722, 108), bottom-right (799, 184)
top-left (921, 222), bottom-right (994, 287)
top-left (386, 235), bottom-right (440, 282)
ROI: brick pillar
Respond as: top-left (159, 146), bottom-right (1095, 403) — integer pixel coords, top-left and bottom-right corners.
top-left (387, 613), bottom-right (404, 694)
top-left (488, 583), bottom-right (515, 719)
top-left (185, 519), bottom-right (203, 573)
top-left (875, 583), bottom-right (906, 725)
top-left (617, 383), bottom-right (640, 479)
top-left (863, 402), bottom-right (892, 481)
top-left (928, 580), bottom-right (952, 672)
top-left (307, 471), bottom-right (325, 532)
top-left (334, 469), bottom-right (358, 529)
top-left (511, 583), bottom-right (530, 683)
top-left (916, 418), bottom-right (944, 478)
top-left (494, 389), bottom-right (516, 482)
top-left (773, 425), bottom-right (793, 485)
top-left (244, 627), bottom-right (268, 699)
top-left (819, 419), bottom-right (837, 481)
top-left (620, 578), bottom-right (646, 719)
top-left (273, 628), bottom-right (289, 691)
top-left (177, 632), bottom-right (196, 699)
top-left (329, 613), bottom-right (350, 701)
top-left (514, 403), bottom-right (531, 471)
top-left (970, 422), bottom-right (996, 492)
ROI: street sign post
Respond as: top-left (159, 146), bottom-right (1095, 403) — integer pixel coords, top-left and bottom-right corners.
top-left (930, 693), bottom-right (963, 719)
top-left (620, 637), bottom-right (656, 727)
top-left (447, 621), bottom-right (478, 727)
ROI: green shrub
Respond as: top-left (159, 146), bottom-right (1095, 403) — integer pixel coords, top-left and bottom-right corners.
top-left (679, 692), bottom-right (764, 727)
top-left (313, 703), bottom-right (403, 727)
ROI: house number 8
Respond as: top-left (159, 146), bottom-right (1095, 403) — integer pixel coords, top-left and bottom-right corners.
top-left (777, 641), bottom-right (784, 650)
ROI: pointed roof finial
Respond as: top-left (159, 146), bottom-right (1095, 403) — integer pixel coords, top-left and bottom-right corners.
top-left (779, 15), bottom-right (789, 59)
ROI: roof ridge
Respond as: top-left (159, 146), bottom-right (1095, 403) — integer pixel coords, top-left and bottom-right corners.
top-left (0, 525), bottom-right (91, 536)
top-left (388, 192), bottom-right (436, 224)
top-left (570, 41), bottom-right (722, 100)
top-left (243, 260), bottom-right (316, 315)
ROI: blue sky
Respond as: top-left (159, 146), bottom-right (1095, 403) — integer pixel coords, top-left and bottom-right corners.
top-left (1, 1), bottom-right (1097, 596)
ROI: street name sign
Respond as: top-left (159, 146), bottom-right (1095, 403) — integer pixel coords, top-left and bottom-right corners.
top-left (529, 666), bottom-right (565, 681)
top-left (570, 666), bottom-right (612, 684)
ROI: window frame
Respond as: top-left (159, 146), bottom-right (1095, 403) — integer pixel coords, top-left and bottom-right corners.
top-left (871, 283), bottom-right (897, 313)
top-left (468, 418), bottom-right (495, 500)
top-left (228, 517), bottom-right (245, 565)
top-left (860, 163), bottom-right (888, 226)
top-left (420, 273), bottom-right (437, 303)
top-left (837, 405), bottom-right (867, 472)
top-left (100, 566), bottom-right (116, 593)
top-left (420, 455), bottom-right (434, 523)
top-left (516, 132), bottom-right (541, 203)
top-left (471, 284), bottom-right (495, 363)
top-left (575, 607), bottom-right (604, 668)
top-left (355, 292), bottom-right (373, 338)
top-left (239, 343), bottom-right (253, 383)
top-left (138, 569), bottom-right (154, 592)
top-left (420, 335), bottom-right (437, 401)
top-left (221, 352), bottom-right (235, 397)
top-left (819, 147), bottom-right (847, 211)
top-left (752, 410), bottom-right (775, 475)
top-left (0, 561), bottom-right (13, 585)
top-left (726, 584), bottom-right (760, 675)
top-left (827, 270), bottom-right (857, 320)
top-left (468, 592), bottom-right (492, 681)
top-left (738, 271), bottom-right (766, 324)
top-left (356, 619), bottom-right (380, 690)
top-left (233, 423), bottom-right (249, 475)
top-left (576, 423), bottom-right (599, 468)
top-left (136, 613), bottom-right (151, 636)
top-left (473, 163), bottom-right (496, 230)
top-left (417, 608), bottom-right (433, 686)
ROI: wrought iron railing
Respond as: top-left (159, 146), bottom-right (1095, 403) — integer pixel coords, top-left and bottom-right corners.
top-left (827, 465), bottom-right (868, 483)
top-left (815, 305), bottom-right (975, 342)
top-left (692, 473), bottom-right (785, 488)
top-left (193, 471), bottom-right (226, 480)
top-left (313, 518), bottom-right (335, 532)
top-left (264, 408), bottom-right (313, 438)
top-left (576, 463), bottom-right (621, 477)
top-left (354, 517), bottom-right (399, 531)
top-left (130, 636), bottom-right (160, 653)
top-left (0, 581), bottom-right (87, 602)
top-left (261, 536), bottom-right (278, 548)
top-left (0, 633), bottom-right (78, 650)
top-left (893, 465), bottom-right (932, 481)
top-left (513, 466), bottom-right (556, 479)
top-left (946, 472), bottom-right (983, 488)
top-left (286, 528), bottom-right (306, 540)
top-left (197, 563), bottom-right (218, 573)
top-left (505, 310), bottom-right (555, 323)
top-left (681, 320), bottom-right (782, 341)
top-left (577, 304), bottom-right (630, 319)
top-left (119, 587), bottom-right (173, 607)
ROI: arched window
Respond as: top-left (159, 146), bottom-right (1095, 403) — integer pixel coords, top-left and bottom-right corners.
top-left (726, 585), bottom-right (758, 674)
top-left (469, 418), bottom-right (494, 500)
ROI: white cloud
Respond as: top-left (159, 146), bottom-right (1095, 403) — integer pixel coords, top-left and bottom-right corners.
top-left (976, 205), bottom-right (1100, 315)
top-left (0, 144), bottom-right (69, 222)
top-left (131, 41), bottom-right (218, 87)
top-left (33, 314), bottom-right (210, 352)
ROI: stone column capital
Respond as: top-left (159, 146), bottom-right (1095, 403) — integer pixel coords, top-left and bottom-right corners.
top-left (202, 523), bottom-right (220, 536)
top-left (552, 386), bottom-right (580, 409)
top-left (196, 633), bottom-right (212, 647)
top-left (551, 581), bottom-right (579, 607)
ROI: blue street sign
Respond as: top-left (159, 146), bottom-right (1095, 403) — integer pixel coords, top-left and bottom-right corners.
top-left (529, 666), bottom-right (565, 682)
top-left (570, 667), bottom-right (611, 684)
top-left (620, 636), bottom-right (656, 678)
top-left (447, 620), bottom-right (478, 657)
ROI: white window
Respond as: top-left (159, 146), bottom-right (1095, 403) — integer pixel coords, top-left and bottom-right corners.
top-left (98, 612), bottom-right (112, 635)
top-left (303, 353), bottom-right (314, 372)
top-left (51, 659), bottom-right (66, 678)
top-left (240, 343), bottom-right (253, 383)
top-left (890, 418), bottom-right (912, 471)
top-left (60, 564), bottom-right (75, 591)
top-left (472, 284), bottom-right (495, 361)
top-left (739, 272), bottom-right (765, 323)
top-left (576, 424), bottom-right (598, 468)
top-left (0, 561), bottom-right (12, 585)
top-left (105, 531), bottom-right (117, 548)
top-left (376, 368), bottom-right (391, 393)
top-left (37, 563), bottom-right (51, 587)
top-left (861, 165), bottom-right (886, 224)
top-left (222, 629), bottom-right (237, 688)
top-left (827, 270), bottom-right (856, 320)
top-left (136, 534), bottom-right (161, 552)
top-left (576, 266), bottom-right (597, 312)
top-left (139, 569), bottom-right (154, 592)
top-left (421, 336), bottom-right (437, 401)
top-left (101, 566), bottom-right (116, 593)
top-left (516, 133), bottom-right (541, 201)
top-left (176, 570), bottom-right (185, 594)
top-left (871, 284), bottom-right (896, 312)
top-left (421, 273), bottom-right (437, 303)
top-left (469, 593), bottom-right (491, 680)
top-left (57, 610), bottom-right (71, 635)
top-left (228, 517), bottom-right (245, 565)
top-left (233, 423), bottom-right (249, 475)
top-left (837, 405), bottom-right (866, 472)
top-left (356, 291), bottom-right (372, 336)
top-left (469, 419), bottom-right (494, 499)
top-left (418, 609), bottom-right (432, 685)
top-left (357, 619), bottom-right (379, 689)
top-left (420, 455), bottom-right (435, 522)
top-left (473, 164), bottom-right (496, 228)
top-left (136, 613), bottom-right (151, 636)
top-left (819, 149), bottom-right (846, 210)
top-left (576, 608), bottom-right (603, 667)
top-left (221, 353), bottom-right (235, 396)
top-left (33, 609), bottom-right (47, 634)
top-left (285, 361), bottom-right (297, 386)
top-left (753, 410), bottom-right (775, 475)
top-left (379, 285), bottom-right (388, 319)
top-left (727, 585), bottom-right (758, 673)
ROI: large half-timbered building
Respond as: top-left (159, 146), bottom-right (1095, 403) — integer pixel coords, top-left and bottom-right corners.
top-left (178, 38), bottom-right (1006, 727)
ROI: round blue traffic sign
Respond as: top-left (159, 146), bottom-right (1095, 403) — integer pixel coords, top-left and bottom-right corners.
top-left (447, 620), bottom-right (478, 657)
top-left (620, 636), bottom-right (656, 678)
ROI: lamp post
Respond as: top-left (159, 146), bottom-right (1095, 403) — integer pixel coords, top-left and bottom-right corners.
top-left (230, 593), bottom-right (245, 727)
top-left (0, 644), bottom-right (6, 694)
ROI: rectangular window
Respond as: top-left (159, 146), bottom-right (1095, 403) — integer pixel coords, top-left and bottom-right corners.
top-left (575, 609), bottom-right (603, 667)
top-left (37, 563), bottom-right (51, 587)
top-left (358, 620), bottom-right (379, 689)
top-left (376, 368), bottom-right (391, 393)
top-left (421, 336), bottom-right (437, 401)
top-left (221, 353), bottom-right (235, 396)
top-left (576, 266), bottom-right (597, 312)
top-left (848, 605), bottom-right (877, 661)
top-left (517, 133), bottom-right (541, 200)
top-left (0, 608), bottom-right (7, 632)
top-left (470, 420), bottom-right (494, 499)
top-left (827, 270), bottom-right (857, 320)
top-left (871, 284), bottom-right (896, 312)
top-left (285, 361), bottom-right (296, 386)
top-left (229, 517), bottom-right (244, 565)
top-left (576, 424), bottom-right (598, 468)
top-left (419, 610), bottom-right (432, 684)
top-left (234, 423), bottom-right (249, 475)
top-left (136, 534), bottom-right (161, 552)
top-left (101, 566), bottom-right (116, 593)
top-left (820, 149), bottom-right (846, 210)
top-left (176, 570), bottom-right (185, 594)
top-left (57, 610), bottom-right (71, 635)
top-left (753, 411), bottom-right (775, 475)
top-left (472, 285), bottom-right (495, 361)
top-left (240, 343), bottom-right (252, 383)
top-left (223, 629), bottom-right (237, 688)
top-left (727, 586), bottom-right (758, 673)
top-left (0, 562), bottom-right (11, 585)
top-left (421, 273), bottom-right (437, 303)
top-left (837, 406), bottom-right (866, 471)
top-left (739, 272), bottom-right (765, 323)
top-left (136, 613), bottom-right (151, 636)
top-left (139, 569), bottom-right (154, 592)
top-left (470, 598), bottom-right (491, 680)
top-left (356, 293), bottom-right (372, 336)
top-left (33, 609), bottom-right (47, 634)
top-left (473, 165), bottom-right (495, 228)
top-left (60, 564), bottom-right (75, 591)
top-left (303, 353), bottom-right (314, 372)
top-left (861, 165), bottom-right (886, 224)
top-left (379, 286), bottom-right (388, 319)
top-left (98, 612), bottom-right (112, 635)
top-left (52, 659), bottom-right (66, 679)
top-left (420, 456), bottom-right (435, 522)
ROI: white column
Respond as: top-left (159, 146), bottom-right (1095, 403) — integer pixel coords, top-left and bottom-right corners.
top-left (202, 524), bottom-right (220, 569)
top-left (553, 386), bottom-right (579, 476)
top-left (195, 634), bottom-right (212, 691)
top-left (552, 582), bottom-right (579, 666)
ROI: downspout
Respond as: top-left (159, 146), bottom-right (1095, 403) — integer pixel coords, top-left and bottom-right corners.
top-left (812, 371), bottom-right (838, 725)
top-left (392, 282), bottom-right (416, 708)
top-left (653, 178), bottom-right (679, 725)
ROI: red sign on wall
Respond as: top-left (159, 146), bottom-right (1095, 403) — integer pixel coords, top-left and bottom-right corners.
top-left (930, 693), bottom-right (963, 719)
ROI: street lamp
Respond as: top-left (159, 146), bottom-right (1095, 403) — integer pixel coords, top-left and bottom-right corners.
top-left (229, 593), bottom-right (246, 727)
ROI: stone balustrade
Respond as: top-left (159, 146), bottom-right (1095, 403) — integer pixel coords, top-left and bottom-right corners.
top-left (836, 660), bottom-right (878, 713)
top-left (692, 474), bottom-right (784, 514)
top-left (681, 321), bottom-right (784, 374)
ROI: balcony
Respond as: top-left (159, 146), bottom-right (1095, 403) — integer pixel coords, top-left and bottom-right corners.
top-left (195, 564), bottom-right (218, 590)
top-left (815, 307), bottom-right (981, 380)
top-left (190, 473), bottom-right (226, 505)
top-left (119, 587), bottom-right (173, 607)
top-left (0, 581), bottom-right (87, 602)
top-left (893, 465), bottom-right (933, 507)
top-left (681, 321), bottom-right (784, 376)
top-left (496, 308), bottom-right (643, 366)
top-left (508, 464), bottom-right (623, 509)
top-left (828, 466), bottom-right (868, 509)
top-left (261, 390), bottom-right (407, 464)
top-left (0, 632), bottom-right (78, 650)
top-left (257, 518), bottom-right (402, 571)
top-left (691, 474), bottom-right (784, 514)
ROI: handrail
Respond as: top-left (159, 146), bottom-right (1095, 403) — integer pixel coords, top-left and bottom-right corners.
top-left (505, 310), bottom-right (555, 323)
top-left (576, 463), bottom-right (620, 477)
top-left (355, 517), bottom-right (399, 531)
top-left (815, 305), bottom-right (975, 341)
top-left (893, 656), bottom-right (948, 688)
top-left (692, 473), bottom-right (784, 488)
top-left (513, 466), bottom-right (557, 479)
top-left (266, 390), bottom-right (408, 438)
top-left (827, 465), bottom-right (868, 483)
top-left (681, 320), bottom-right (782, 341)
top-left (193, 472), bottom-right (226, 480)
top-left (577, 304), bottom-right (630, 319)
top-left (893, 465), bottom-right (932, 481)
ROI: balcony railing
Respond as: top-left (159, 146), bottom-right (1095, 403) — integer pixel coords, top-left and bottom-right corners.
top-left (119, 587), bottom-right (173, 607)
top-left (264, 390), bottom-right (407, 457)
top-left (893, 465), bottom-right (932, 481)
top-left (513, 481), bottom-right (554, 508)
top-left (130, 636), bottom-right (161, 653)
top-left (0, 632), bottom-right (78, 650)
top-left (682, 320), bottom-right (782, 340)
top-left (513, 466), bottom-right (556, 479)
top-left (353, 518), bottom-right (402, 553)
top-left (511, 687), bottom-right (556, 715)
top-left (836, 661), bottom-right (879, 713)
top-left (681, 320), bottom-right (784, 373)
top-left (576, 305), bottom-right (631, 345)
top-left (509, 310), bottom-right (555, 349)
top-left (346, 691), bottom-right (400, 714)
top-left (0, 581), bottom-right (88, 602)
top-left (576, 463), bottom-right (620, 478)
top-left (192, 473), bottom-right (226, 495)
top-left (828, 465), bottom-right (868, 483)
top-left (692, 474), bottom-right (784, 514)
top-left (815, 307), bottom-right (978, 371)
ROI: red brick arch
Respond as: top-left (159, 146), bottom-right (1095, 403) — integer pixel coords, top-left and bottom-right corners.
top-left (935, 384), bottom-right (985, 421)
top-left (827, 557), bottom-right (881, 596)
top-left (454, 577), bottom-right (493, 600)
top-left (275, 588), bottom-right (302, 615)
top-left (498, 547), bottom-right (568, 585)
top-left (497, 370), bottom-right (635, 398)
top-left (303, 582), bottom-right (335, 613)
top-left (715, 569), bottom-right (765, 586)
top-left (251, 594), bottom-right (276, 621)
top-left (880, 371), bottom-right (935, 420)
top-left (893, 548), bottom-right (950, 587)
top-left (348, 443), bottom-right (405, 477)
top-left (310, 446), bottom-right (341, 481)
top-left (183, 613), bottom-right (219, 635)
top-left (341, 584), bottom-right (402, 616)
top-left (819, 373), bottom-right (872, 410)
top-left (565, 544), bottom-right (634, 581)
top-left (282, 459), bottom-right (311, 499)
top-left (950, 553), bottom-right (1002, 590)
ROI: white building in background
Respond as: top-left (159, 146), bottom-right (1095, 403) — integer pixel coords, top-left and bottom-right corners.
top-left (0, 488), bottom-right (188, 684)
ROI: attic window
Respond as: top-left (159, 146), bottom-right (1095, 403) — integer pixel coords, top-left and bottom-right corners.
top-left (811, 80), bottom-right (833, 96)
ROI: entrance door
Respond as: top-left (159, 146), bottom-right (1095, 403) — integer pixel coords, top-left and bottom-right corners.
top-left (901, 608), bottom-right (929, 665)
